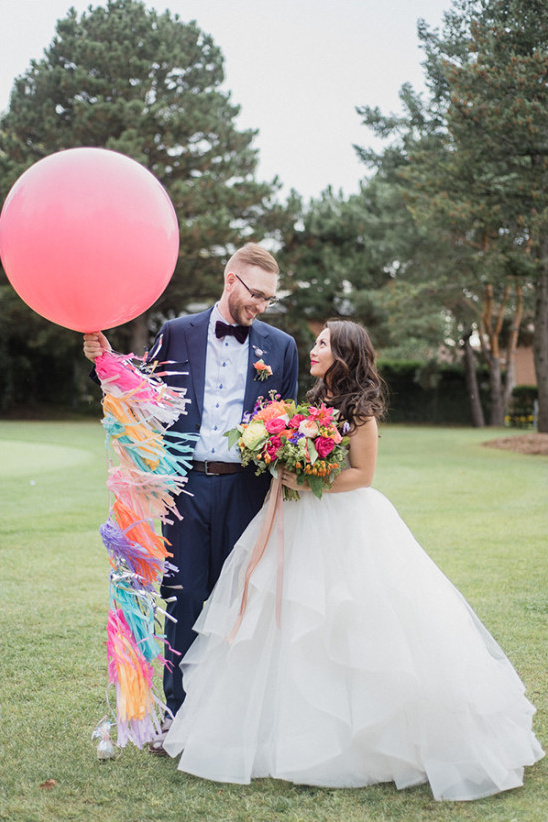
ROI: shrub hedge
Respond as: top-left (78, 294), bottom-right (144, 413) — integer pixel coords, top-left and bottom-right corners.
top-left (505, 384), bottom-right (538, 429)
top-left (378, 360), bottom-right (491, 426)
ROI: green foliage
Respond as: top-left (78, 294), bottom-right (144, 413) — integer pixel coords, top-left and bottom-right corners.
top-left (512, 384), bottom-right (538, 402)
top-left (0, 284), bottom-right (100, 415)
top-left (355, 0), bottom-right (548, 428)
top-left (507, 383), bottom-right (539, 427)
top-left (404, 0), bottom-right (548, 264)
top-left (379, 358), bottom-right (490, 424)
top-left (278, 178), bottom-right (453, 364)
top-left (280, 187), bottom-right (385, 324)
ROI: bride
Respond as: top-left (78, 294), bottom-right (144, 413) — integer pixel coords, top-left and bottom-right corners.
top-left (163, 319), bottom-right (543, 801)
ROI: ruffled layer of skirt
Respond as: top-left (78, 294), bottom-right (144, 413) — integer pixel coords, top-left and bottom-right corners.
top-left (163, 488), bottom-right (544, 800)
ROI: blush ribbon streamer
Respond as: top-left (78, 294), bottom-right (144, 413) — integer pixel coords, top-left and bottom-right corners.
top-left (228, 474), bottom-right (285, 642)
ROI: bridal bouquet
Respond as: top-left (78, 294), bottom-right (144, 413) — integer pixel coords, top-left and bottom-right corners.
top-left (225, 392), bottom-right (350, 499)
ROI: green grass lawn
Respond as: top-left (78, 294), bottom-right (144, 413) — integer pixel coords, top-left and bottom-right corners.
top-left (0, 420), bottom-right (546, 822)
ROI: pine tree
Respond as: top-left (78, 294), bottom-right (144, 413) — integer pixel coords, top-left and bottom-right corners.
top-left (1, 0), bottom-right (279, 354)
top-left (357, 0), bottom-right (548, 429)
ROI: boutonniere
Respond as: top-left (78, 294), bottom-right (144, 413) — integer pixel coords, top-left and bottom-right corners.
top-left (253, 359), bottom-right (273, 381)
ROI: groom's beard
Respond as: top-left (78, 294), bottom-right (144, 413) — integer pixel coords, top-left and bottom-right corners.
top-left (226, 294), bottom-right (261, 326)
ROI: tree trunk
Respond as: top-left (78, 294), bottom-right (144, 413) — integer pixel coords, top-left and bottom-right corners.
top-left (488, 354), bottom-right (505, 426)
top-left (480, 281), bottom-right (524, 426)
top-left (533, 267), bottom-right (548, 433)
top-left (462, 330), bottom-right (485, 427)
top-left (129, 312), bottom-right (150, 356)
top-left (503, 282), bottom-right (523, 410)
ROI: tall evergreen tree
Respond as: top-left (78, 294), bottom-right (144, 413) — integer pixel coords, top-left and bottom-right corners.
top-left (357, 0), bottom-right (548, 429)
top-left (0, 0), bottom-right (284, 411)
top-left (279, 178), bottom-right (450, 359)
top-left (1, 0), bottom-right (280, 352)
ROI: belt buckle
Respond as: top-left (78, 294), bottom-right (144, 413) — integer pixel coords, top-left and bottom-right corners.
top-left (204, 460), bottom-right (219, 476)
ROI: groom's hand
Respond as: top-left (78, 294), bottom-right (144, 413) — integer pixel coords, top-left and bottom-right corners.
top-left (83, 331), bottom-right (111, 363)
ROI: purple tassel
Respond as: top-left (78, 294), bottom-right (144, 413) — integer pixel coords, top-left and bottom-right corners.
top-left (100, 519), bottom-right (165, 582)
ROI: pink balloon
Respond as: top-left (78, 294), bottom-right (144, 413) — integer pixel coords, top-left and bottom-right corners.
top-left (0, 148), bottom-right (179, 332)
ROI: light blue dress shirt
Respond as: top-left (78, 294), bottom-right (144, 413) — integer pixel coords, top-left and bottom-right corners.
top-left (192, 304), bottom-right (249, 463)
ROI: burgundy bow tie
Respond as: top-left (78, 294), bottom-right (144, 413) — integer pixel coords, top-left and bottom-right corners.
top-left (215, 320), bottom-right (249, 344)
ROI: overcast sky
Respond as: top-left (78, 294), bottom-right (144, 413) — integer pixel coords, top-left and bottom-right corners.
top-left (0, 0), bottom-right (453, 201)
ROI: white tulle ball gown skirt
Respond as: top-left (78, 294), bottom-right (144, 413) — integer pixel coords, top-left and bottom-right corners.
top-left (163, 487), bottom-right (544, 801)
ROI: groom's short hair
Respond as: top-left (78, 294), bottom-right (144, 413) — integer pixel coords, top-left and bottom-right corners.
top-left (225, 243), bottom-right (279, 276)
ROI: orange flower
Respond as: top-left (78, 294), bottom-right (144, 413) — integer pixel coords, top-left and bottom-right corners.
top-left (253, 359), bottom-right (273, 381)
top-left (254, 400), bottom-right (290, 422)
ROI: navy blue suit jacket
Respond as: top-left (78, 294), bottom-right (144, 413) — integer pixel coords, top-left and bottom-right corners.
top-left (146, 308), bottom-right (299, 439)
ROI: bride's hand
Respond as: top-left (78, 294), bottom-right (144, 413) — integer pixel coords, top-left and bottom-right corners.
top-left (281, 469), bottom-right (308, 492)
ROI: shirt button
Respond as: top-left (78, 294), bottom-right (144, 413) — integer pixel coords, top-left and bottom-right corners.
top-left (219, 384), bottom-right (223, 389)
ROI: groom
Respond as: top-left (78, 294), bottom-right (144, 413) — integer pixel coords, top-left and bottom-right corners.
top-left (84, 243), bottom-right (299, 752)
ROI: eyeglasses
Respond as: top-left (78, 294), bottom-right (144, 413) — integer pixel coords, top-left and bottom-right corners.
top-left (234, 273), bottom-right (277, 307)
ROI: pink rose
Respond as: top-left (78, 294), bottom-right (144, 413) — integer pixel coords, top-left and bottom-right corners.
top-left (265, 418), bottom-right (287, 435)
top-left (315, 436), bottom-right (336, 458)
top-left (265, 435), bottom-right (283, 459)
top-left (288, 414), bottom-right (306, 429)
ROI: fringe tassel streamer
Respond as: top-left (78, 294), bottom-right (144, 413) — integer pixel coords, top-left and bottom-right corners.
top-left (96, 349), bottom-right (197, 749)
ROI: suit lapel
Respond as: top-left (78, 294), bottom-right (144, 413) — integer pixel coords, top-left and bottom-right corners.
top-left (186, 309), bottom-right (211, 419)
top-left (244, 323), bottom-right (272, 411)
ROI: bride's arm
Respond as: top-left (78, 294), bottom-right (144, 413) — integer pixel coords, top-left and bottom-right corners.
top-left (328, 417), bottom-right (378, 492)
top-left (282, 417), bottom-right (379, 494)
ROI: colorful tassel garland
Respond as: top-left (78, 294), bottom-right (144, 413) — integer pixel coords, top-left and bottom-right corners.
top-left (95, 349), bottom-right (197, 749)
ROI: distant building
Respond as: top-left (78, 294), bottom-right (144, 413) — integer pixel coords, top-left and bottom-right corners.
top-left (515, 346), bottom-right (536, 386)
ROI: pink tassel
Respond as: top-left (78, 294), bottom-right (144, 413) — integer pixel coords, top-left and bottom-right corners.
top-left (107, 466), bottom-right (185, 522)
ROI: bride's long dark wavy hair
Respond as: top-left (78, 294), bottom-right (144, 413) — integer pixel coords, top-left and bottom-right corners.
top-left (306, 320), bottom-right (386, 428)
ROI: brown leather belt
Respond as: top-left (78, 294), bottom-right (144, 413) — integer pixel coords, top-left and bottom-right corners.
top-left (193, 461), bottom-right (243, 476)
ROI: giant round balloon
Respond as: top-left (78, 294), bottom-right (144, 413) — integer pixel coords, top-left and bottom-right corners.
top-left (0, 148), bottom-right (179, 332)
